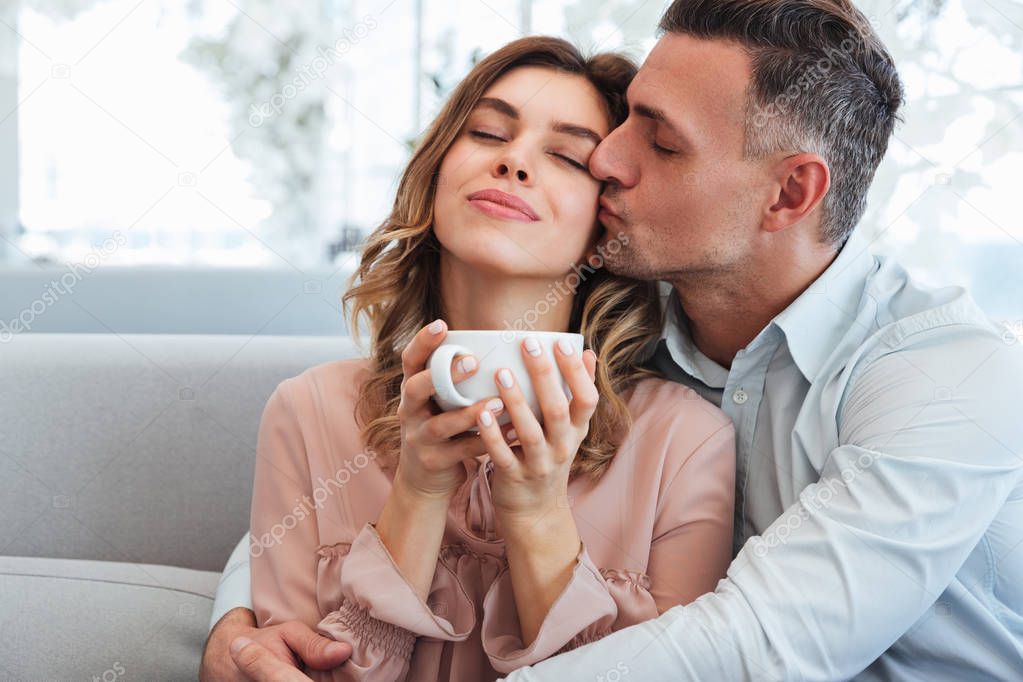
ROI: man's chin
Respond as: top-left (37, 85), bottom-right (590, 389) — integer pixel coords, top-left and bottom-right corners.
top-left (595, 246), bottom-right (630, 277)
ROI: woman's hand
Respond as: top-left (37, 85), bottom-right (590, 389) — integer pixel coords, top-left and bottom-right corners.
top-left (393, 319), bottom-right (507, 501)
top-left (474, 335), bottom-right (599, 521)
top-left (378, 319), bottom-right (509, 600)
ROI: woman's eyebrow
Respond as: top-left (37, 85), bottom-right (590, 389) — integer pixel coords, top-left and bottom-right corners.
top-left (475, 97), bottom-right (519, 119)
top-left (474, 97), bottom-right (601, 144)
top-left (474, 97), bottom-right (602, 144)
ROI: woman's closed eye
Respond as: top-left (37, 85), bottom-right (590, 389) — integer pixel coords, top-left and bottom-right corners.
top-left (470, 129), bottom-right (587, 171)
top-left (469, 130), bottom-right (506, 142)
top-left (549, 151), bottom-right (587, 171)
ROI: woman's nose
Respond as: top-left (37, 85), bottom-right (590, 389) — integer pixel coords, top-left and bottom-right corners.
top-left (493, 157), bottom-right (530, 184)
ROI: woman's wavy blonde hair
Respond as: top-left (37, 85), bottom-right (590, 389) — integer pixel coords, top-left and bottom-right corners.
top-left (343, 36), bottom-right (664, 482)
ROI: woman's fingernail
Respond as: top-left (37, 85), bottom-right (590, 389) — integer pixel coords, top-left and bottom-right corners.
top-left (498, 368), bottom-right (514, 388)
top-left (506, 428), bottom-right (517, 442)
top-left (230, 636), bottom-right (254, 656)
top-left (557, 338), bottom-right (575, 355)
top-left (485, 398), bottom-right (504, 413)
top-left (428, 319), bottom-right (444, 334)
top-left (479, 409), bottom-right (494, 427)
top-left (458, 356), bottom-right (477, 373)
top-left (524, 336), bottom-right (542, 357)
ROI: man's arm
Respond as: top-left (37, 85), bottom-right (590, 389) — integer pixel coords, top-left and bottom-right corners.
top-left (200, 534), bottom-right (352, 681)
top-left (209, 534), bottom-right (253, 632)
top-left (501, 330), bottom-right (1023, 680)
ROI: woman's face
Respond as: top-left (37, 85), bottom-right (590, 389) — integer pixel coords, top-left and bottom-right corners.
top-left (433, 66), bottom-right (612, 279)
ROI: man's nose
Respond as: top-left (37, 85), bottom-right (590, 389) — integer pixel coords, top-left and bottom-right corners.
top-left (589, 126), bottom-right (635, 188)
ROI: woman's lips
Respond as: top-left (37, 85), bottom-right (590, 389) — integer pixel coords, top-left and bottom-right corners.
top-left (467, 189), bottom-right (540, 222)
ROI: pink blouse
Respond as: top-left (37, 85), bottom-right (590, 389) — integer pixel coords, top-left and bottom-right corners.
top-left (250, 358), bottom-right (735, 681)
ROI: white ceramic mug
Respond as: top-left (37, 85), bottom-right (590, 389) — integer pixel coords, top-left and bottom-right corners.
top-left (427, 330), bottom-right (585, 427)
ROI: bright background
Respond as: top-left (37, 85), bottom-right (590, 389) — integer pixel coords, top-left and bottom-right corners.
top-left (1, 0), bottom-right (1021, 323)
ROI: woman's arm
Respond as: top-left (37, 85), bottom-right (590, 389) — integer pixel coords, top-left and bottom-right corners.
top-left (251, 374), bottom-right (477, 682)
top-left (476, 373), bottom-right (736, 673)
top-left (374, 478), bottom-right (453, 601)
top-left (500, 506), bottom-right (582, 647)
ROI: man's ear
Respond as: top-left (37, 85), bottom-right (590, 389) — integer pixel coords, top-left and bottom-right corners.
top-left (763, 153), bottom-right (830, 234)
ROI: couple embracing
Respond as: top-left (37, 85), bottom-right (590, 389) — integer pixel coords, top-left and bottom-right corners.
top-left (202, 1), bottom-right (1023, 680)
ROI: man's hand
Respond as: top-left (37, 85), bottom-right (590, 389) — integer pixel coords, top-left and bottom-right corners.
top-left (200, 607), bottom-right (352, 681)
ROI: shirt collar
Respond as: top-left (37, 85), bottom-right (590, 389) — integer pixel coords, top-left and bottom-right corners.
top-left (655, 227), bottom-right (877, 384)
top-left (771, 226), bottom-right (877, 381)
top-left (656, 281), bottom-right (731, 389)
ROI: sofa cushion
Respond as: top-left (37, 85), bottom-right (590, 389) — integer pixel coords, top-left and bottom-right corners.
top-left (0, 554), bottom-right (220, 680)
top-left (0, 333), bottom-right (359, 572)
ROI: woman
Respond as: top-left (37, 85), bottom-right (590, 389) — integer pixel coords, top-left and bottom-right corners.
top-left (250, 36), bottom-right (735, 681)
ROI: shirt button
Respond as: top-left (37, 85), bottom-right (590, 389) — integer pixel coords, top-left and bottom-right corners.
top-left (732, 389), bottom-right (748, 405)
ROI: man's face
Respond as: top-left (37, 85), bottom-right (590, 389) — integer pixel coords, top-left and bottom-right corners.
top-left (590, 33), bottom-right (765, 282)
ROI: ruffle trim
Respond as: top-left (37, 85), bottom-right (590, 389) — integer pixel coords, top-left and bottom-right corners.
top-left (319, 599), bottom-right (415, 660)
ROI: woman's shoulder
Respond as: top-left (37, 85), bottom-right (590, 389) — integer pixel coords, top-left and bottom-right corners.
top-left (624, 375), bottom-right (731, 429)
top-left (620, 375), bottom-right (734, 462)
top-left (270, 356), bottom-right (373, 421)
top-left (290, 356), bottom-right (373, 388)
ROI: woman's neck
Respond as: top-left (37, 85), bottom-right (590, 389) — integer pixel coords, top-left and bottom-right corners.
top-left (438, 253), bottom-right (575, 333)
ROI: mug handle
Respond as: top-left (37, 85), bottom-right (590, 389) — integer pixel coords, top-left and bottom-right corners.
top-left (427, 343), bottom-right (476, 409)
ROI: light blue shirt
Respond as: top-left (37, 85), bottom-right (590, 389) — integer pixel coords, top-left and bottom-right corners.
top-left (208, 533), bottom-right (250, 631)
top-left (504, 227), bottom-right (1023, 681)
top-left (214, 226), bottom-right (1023, 679)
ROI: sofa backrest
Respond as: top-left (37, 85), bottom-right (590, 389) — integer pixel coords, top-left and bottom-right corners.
top-left (0, 266), bottom-right (354, 336)
top-left (0, 332), bottom-right (361, 572)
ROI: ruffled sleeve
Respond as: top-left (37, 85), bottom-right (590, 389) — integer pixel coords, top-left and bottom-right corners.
top-left (251, 380), bottom-right (477, 681)
top-left (313, 521), bottom-right (476, 680)
top-left (479, 543), bottom-right (655, 673)
top-left (479, 419), bottom-right (736, 674)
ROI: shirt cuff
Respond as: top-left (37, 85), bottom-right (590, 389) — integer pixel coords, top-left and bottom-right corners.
top-left (209, 532), bottom-right (253, 631)
top-left (481, 542), bottom-right (618, 673)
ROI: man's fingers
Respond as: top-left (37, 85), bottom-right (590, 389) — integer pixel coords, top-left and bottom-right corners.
top-left (230, 637), bottom-right (314, 682)
top-left (280, 622), bottom-right (353, 671)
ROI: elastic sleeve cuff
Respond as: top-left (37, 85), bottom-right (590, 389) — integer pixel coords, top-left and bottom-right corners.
top-left (481, 543), bottom-right (618, 673)
top-left (339, 522), bottom-right (476, 641)
top-left (317, 599), bottom-right (416, 659)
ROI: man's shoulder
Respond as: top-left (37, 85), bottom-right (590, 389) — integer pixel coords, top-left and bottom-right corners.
top-left (854, 253), bottom-right (1003, 360)
top-left (841, 256), bottom-right (1023, 426)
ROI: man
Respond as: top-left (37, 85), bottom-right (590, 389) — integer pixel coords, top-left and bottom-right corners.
top-left (202, 1), bottom-right (1023, 679)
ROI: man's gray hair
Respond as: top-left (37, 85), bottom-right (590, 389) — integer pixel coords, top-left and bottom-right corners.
top-left (659, 0), bottom-right (904, 247)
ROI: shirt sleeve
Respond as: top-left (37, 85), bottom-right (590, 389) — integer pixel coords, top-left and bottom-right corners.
top-left (250, 380), bottom-right (474, 682)
top-left (499, 328), bottom-right (1023, 681)
top-left (481, 418), bottom-right (736, 674)
top-left (208, 532), bottom-right (253, 631)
